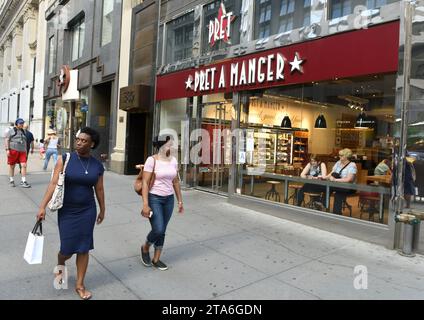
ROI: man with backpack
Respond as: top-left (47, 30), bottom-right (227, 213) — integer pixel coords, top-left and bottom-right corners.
top-left (4, 118), bottom-right (31, 188)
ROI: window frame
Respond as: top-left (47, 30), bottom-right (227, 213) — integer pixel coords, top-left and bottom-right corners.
top-left (48, 35), bottom-right (56, 74)
top-left (165, 11), bottom-right (195, 64)
top-left (71, 18), bottom-right (85, 62)
top-left (254, 0), bottom-right (312, 40)
top-left (101, 0), bottom-right (114, 47)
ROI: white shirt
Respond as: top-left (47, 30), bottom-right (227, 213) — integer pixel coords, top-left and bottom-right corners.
top-left (46, 137), bottom-right (59, 149)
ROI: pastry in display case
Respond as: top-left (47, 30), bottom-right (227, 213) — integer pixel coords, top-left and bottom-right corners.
top-left (250, 128), bottom-right (294, 173)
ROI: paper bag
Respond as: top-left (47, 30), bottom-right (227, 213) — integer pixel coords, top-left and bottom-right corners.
top-left (24, 221), bottom-right (44, 265)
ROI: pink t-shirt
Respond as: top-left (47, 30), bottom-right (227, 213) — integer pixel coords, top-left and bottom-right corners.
top-left (144, 156), bottom-right (178, 196)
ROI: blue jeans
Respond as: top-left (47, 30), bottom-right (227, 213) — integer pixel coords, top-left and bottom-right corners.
top-left (146, 193), bottom-right (174, 250)
top-left (44, 148), bottom-right (58, 170)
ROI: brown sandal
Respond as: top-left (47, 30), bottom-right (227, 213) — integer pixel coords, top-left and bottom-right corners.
top-left (75, 287), bottom-right (92, 300)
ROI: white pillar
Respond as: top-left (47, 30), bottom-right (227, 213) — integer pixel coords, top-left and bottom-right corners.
top-left (10, 25), bottom-right (23, 122)
top-left (110, 0), bottom-right (132, 173)
top-left (0, 48), bottom-right (4, 132)
top-left (3, 38), bottom-right (11, 96)
top-left (32, 0), bottom-right (47, 141)
top-left (19, 4), bottom-right (38, 124)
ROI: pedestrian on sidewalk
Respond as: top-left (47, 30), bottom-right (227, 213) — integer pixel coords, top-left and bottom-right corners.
top-left (19, 123), bottom-right (35, 174)
top-left (4, 118), bottom-right (31, 188)
top-left (140, 135), bottom-right (184, 271)
top-left (43, 129), bottom-right (60, 170)
top-left (37, 127), bottom-right (106, 300)
top-left (38, 139), bottom-right (46, 159)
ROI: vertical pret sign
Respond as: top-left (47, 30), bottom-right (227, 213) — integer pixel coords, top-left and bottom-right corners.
top-left (208, 3), bottom-right (236, 47)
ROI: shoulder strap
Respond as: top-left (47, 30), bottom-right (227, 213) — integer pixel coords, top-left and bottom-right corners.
top-left (152, 155), bottom-right (157, 173)
top-left (62, 152), bottom-right (71, 174)
top-left (339, 161), bottom-right (351, 174)
top-left (10, 127), bottom-right (18, 139)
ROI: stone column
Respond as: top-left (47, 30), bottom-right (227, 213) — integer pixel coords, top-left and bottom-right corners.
top-left (32, 0), bottom-right (47, 141)
top-left (3, 37), bottom-right (12, 122)
top-left (9, 24), bottom-right (23, 122)
top-left (110, 0), bottom-right (132, 174)
top-left (0, 47), bottom-right (5, 133)
top-left (19, 4), bottom-right (38, 124)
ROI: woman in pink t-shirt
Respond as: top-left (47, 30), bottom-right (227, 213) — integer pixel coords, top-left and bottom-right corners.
top-left (140, 135), bottom-right (184, 270)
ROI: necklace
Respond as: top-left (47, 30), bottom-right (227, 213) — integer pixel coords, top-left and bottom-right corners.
top-left (77, 153), bottom-right (90, 174)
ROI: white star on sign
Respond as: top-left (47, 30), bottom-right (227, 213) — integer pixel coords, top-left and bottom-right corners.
top-left (289, 53), bottom-right (305, 73)
top-left (185, 75), bottom-right (194, 90)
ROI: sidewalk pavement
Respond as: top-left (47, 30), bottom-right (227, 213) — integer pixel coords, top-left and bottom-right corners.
top-left (1, 151), bottom-right (424, 300)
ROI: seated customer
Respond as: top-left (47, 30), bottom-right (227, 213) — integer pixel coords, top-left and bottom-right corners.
top-left (374, 158), bottom-right (392, 176)
top-left (325, 148), bottom-right (358, 215)
top-left (296, 155), bottom-right (327, 207)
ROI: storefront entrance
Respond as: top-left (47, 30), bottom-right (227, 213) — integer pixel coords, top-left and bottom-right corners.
top-left (195, 102), bottom-right (232, 194)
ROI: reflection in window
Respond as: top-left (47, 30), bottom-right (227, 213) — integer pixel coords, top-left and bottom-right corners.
top-left (166, 12), bottom-right (194, 64)
top-left (48, 36), bottom-right (56, 74)
top-left (71, 19), bottom-right (85, 61)
top-left (330, 0), bottom-right (397, 19)
top-left (331, 0), bottom-right (352, 19)
top-left (101, 0), bottom-right (114, 46)
top-left (202, 0), bottom-right (241, 54)
top-left (237, 74), bottom-right (396, 225)
top-left (255, 0), bottom-right (312, 39)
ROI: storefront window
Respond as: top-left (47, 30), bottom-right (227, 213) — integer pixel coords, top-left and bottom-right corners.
top-left (75, 89), bottom-right (88, 134)
top-left (45, 99), bottom-right (71, 149)
top-left (165, 12), bottom-right (194, 64)
top-left (401, 5), bottom-right (424, 212)
top-left (237, 73), bottom-right (396, 225)
top-left (202, 0), bottom-right (241, 55)
top-left (254, 0), bottom-right (311, 39)
top-left (159, 98), bottom-right (188, 177)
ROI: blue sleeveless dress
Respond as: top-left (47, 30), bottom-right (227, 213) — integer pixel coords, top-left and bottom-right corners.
top-left (58, 152), bottom-right (104, 255)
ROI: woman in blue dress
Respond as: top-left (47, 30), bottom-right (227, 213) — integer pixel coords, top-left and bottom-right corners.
top-left (37, 127), bottom-right (105, 300)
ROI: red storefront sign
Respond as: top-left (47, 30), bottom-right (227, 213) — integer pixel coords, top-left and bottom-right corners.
top-left (156, 21), bottom-right (400, 101)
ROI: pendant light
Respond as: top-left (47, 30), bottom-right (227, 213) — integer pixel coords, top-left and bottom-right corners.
top-left (355, 111), bottom-right (369, 129)
top-left (314, 114), bottom-right (327, 129)
top-left (281, 102), bottom-right (292, 129)
top-left (281, 115), bottom-right (292, 129)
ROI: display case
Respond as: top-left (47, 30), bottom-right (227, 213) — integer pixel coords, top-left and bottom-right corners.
top-left (249, 128), bottom-right (294, 173)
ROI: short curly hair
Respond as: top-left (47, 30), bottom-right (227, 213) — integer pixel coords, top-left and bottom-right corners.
top-left (338, 148), bottom-right (353, 159)
top-left (79, 127), bottom-right (101, 149)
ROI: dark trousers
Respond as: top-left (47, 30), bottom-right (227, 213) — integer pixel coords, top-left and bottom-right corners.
top-left (296, 183), bottom-right (326, 206)
top-left (146, 193), bottom-right (175, 250)
top-left (331, 187), bottom-right (356, 215)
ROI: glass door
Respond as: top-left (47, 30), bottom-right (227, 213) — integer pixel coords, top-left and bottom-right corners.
top-left (195, 102), bottom-right (231, 194)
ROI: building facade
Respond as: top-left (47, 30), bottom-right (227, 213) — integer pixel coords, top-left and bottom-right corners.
top-left (111, 0), bottom-right (158, 175)
top-left (154, 0), bottom-right (424, 252)
top-left (0, 0), bottom-right (47, 141)
top-left (43, 0), bottom-right (122, 160)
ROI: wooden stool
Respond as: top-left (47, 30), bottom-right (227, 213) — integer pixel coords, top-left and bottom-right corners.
top-left (265, 181), bottom-right (281, 202)
top-left (304, 192), bottom-right (323, 210)
top-left (288, 184), bottom-right (303, 205)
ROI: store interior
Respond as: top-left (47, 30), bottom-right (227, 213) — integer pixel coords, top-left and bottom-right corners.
top-left (239, 73), bottom-right (396, 224)
top-left (158, 73), bottom-right (396, 224)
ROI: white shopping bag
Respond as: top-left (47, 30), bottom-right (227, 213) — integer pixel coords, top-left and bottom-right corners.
top-left (24, 221), bottom-right (44, 265)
